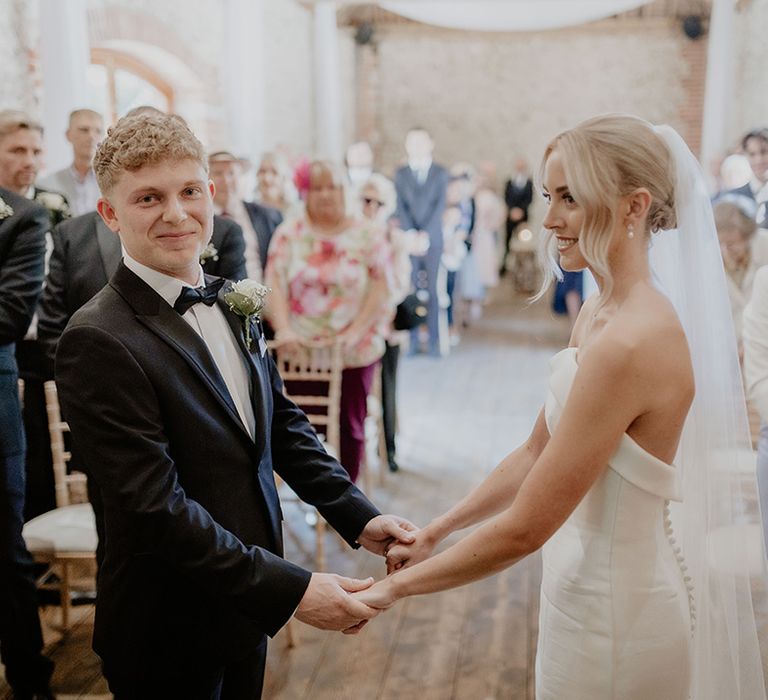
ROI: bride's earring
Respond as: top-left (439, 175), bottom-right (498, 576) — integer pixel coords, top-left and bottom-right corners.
top-left (627, 224), bottom-right (635, 239)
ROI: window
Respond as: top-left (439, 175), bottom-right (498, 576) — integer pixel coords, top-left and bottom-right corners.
top-left (89, 48), bottom-right (174, 123)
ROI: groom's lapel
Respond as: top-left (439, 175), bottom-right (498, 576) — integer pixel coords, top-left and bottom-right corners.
top-left (215, 279), bottom-right (269, 456)
top-left (109, 263), bottom-right (252, 443)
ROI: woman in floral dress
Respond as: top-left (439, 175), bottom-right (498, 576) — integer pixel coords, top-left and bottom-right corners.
top-left (265, 160), bottom-right (391, 482)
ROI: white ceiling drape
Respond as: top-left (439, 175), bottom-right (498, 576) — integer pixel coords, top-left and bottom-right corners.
top-left (379, 0), bottom-right (655, 32)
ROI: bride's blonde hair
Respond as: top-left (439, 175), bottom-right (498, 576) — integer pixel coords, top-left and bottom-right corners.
top-left (534, 114), bottom-right (677, 300)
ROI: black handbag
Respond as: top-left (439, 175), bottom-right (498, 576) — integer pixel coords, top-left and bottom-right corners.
top-left (394, 292), bottom-right (428, 330)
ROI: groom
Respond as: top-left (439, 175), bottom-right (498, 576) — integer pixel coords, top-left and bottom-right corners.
top-left (55, 113), bottom-right (414, 699)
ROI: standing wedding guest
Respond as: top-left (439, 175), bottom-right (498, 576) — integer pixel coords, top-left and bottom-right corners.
top-left (0, 110), bottom-right (71, 227)
top-left (345, 141), bottom-right (375, 207)
top-left (729, 129), bottom-right (768, 203)
top-left (55, 115), bottom-right (415, 698)
top-left (266, 161), bottom-right (391, 483)
top-left (359, 173), bottom-right (413, 473)
top-left (359, 115), bottom-right (767, 700)
top-left (0, 187), bottom-right (55, 700)
top-left (255, 151), bottom-right (299, 218)
top-left (713, 198), bottom-right (759, 346)
top-left (394, 127), bottom-right (449, 357)
top-left (0, 109), bottom-right (70, 520)
top-left (444, 166), bottom-right (475, 341)
top-left (500, 157), bottom-right (533, 276)
top-left (209, 150), bottom-right (282, 282)
top-left (39, 109), bottom-right (104, 216)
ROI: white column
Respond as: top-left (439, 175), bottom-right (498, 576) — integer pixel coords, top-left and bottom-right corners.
top-left (313, 0), bottom-right (343, 161)
top-left (222, 0), bottom-right (265, 163)
top-left (38, 0), bottom-right (90, 174)
top-left (700, 0), bottom-right (736, 171)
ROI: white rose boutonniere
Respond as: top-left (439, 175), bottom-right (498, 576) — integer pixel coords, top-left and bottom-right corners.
top-left (35, 190), bottom-right (68, 213)
top-left (0, 196), bottom-right (14, 220)
top-left (199, 242), bottom-right (219, 265)
top-left (224, 279), bottom-right (270, 349)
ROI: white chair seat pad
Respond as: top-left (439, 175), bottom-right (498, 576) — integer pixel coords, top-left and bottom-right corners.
top-left (22, 503), bottom-right (97, 553)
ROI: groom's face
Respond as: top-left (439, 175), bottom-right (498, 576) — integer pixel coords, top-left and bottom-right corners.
top-left (97, 158), bottom-right (214, 282)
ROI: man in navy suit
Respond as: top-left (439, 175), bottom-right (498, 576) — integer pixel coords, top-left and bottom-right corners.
top-left (394, 127), bottom-right (449, 357)
top-left (0, 187), bottom-right (55, 699)
top-left (55, 113), bottom-right (414, 698)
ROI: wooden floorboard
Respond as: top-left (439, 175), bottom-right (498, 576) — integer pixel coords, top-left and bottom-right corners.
top-left (4, 281), bottom-right (766, 698)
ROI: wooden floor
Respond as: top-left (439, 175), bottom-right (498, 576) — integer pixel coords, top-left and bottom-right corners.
top-left (3, 282), bottom-right (767, 698)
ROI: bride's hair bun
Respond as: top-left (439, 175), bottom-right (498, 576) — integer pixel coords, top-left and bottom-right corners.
top-left (649, 198), bottom-right (676, 233)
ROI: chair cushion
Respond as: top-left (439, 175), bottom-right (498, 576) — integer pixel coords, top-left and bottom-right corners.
top-left (22, 503), bottom-right (97, 554)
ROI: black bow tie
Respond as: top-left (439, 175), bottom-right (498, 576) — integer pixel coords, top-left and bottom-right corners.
top-left (173, 278), bottom-right (226, 315)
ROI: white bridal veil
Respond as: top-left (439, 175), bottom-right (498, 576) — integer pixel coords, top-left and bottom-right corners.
top-left (650, 124), bottom-right (767, 699)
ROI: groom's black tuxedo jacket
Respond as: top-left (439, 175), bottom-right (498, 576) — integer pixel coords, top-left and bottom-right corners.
top-left (55, 263), bottom-right (379, 676)
top-left (37, 211), bottom-right (247, 356)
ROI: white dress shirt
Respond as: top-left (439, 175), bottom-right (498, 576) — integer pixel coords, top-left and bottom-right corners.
top-left (123, 253), bottom-right (256, 439)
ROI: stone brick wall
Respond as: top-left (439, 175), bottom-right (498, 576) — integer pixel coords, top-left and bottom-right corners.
top-left (363, 19), bottom-right (705, 180)
top-left (262, 0), bottom-right (314, 155)
top-left (734, 0), bottom-right (768, 146)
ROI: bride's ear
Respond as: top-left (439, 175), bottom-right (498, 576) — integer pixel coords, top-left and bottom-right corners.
top-left (623, 188), bottom-right (652, 227)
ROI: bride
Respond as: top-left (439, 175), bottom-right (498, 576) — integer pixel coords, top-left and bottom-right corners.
top-left (355, 115), bottom-right (767, 699)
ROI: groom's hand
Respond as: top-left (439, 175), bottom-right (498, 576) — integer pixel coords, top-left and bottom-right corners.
top-left (294, 573), bottom-right (379, 633)
top-left (357, 514), bottom-right (418, 556)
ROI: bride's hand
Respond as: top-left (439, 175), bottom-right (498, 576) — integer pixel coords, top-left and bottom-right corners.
top-left (386, 529), bottom-right (438, 574)
top-left (352, 576), bottom-right (398, 611)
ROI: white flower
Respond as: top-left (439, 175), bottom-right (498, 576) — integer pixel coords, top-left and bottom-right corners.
top-left (35, 191), bottom-right (68, 212)
top-left (224, 279), bottom-right (271, 348)
top-left (0, 196), bottom-right (13, 220)
top-left (199, 242), bottom-right (219, 264)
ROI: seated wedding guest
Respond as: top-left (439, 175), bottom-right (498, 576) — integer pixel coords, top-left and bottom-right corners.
top-left (209, 150), bottom-right (282, 282)
top-left (728, 128), bottom-right (768, 227)
top-left (255, 151), bottom-right (299, 218)
top-left (0, 187), bottom-right (55, 700)
top-left (54, 113), bottom-right (415, 699)
top-left (360, 173), bottom-right (413, 473)
top-left (714, 198), bottom-right (759, 346)
top-left (39, 109), bottom-right (104, 216)
top-left (266, 161), bottom-right (391, 483)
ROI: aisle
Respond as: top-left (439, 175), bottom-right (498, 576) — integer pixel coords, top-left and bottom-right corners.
top-left (263, 288), bottom-right (570, 700)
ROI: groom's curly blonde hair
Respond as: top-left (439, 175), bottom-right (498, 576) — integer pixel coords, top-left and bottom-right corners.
top-left (93, 113), bottom-right (207, 194)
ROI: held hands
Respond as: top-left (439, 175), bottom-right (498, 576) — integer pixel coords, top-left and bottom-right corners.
top-left (385, 528), bottom-right (438, 574)
top-left (357, 514), bottom-right (418, 557)
top-left (294, 572), bottom-right (379, 635)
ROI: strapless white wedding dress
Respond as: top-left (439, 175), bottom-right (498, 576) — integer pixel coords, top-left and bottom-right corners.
top-left (536, 348), bottom-right (692, 699)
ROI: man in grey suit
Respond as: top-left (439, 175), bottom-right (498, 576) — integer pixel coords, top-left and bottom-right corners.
top-left (40, 109), bottom-right (104, 217)
top-left (394, 127), bottom-right (449, 357)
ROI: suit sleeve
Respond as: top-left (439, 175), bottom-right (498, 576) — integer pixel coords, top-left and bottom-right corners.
top-left (0, 202), bottom-right (47, 344)
top-left (36, 222), bottom-right (70, 359)
top-left (211, 218), bottom-right (247, 280)
top-left (55, 323), bottom-right (311, 636)
top-left (265, 349), bottom-right (380, 545)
